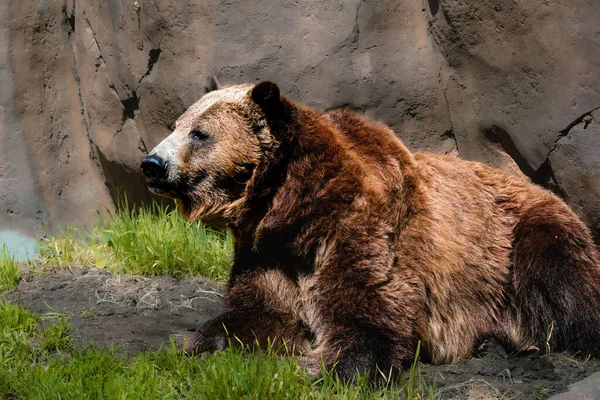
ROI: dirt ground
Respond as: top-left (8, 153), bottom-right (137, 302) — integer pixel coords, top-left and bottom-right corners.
top-left (7, 269), bottom-right (224, 355)
top-left (6, 269), bottom-right (600, 399)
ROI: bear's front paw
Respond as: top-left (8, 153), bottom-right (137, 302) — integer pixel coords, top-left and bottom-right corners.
top-left (185, 324), bottom-right (228, 355)
top-left (299, 351), bottom-right (325, 381)
top-left (300, 346), bottom-right (383, 382)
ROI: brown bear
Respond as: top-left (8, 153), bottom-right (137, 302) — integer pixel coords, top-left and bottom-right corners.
top-left (141, 81), bottom-right (600, 379)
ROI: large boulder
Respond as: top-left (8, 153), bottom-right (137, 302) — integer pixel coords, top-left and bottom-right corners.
top-left (1, 0), bottom-right (598, 257)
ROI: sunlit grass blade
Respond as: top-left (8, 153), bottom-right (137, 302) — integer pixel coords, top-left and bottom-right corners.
top-left (0, 246), bottom-right (20, 294)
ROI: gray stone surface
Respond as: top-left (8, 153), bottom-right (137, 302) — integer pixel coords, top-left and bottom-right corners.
top-left (549, 371), bottom-right (600, 400)
top-left (0, 0), bottom-right (113, 259)
top-left (1, 0), bottom-right (599, 254)
top-left (550, 109), bottom-right (600, 242)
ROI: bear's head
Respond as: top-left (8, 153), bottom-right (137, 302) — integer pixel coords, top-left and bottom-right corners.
top-left (141, 81), bottom-right (287, 222)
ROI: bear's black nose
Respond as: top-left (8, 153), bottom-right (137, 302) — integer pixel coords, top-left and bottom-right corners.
top-left (141, 154), bottom-right (168, 180)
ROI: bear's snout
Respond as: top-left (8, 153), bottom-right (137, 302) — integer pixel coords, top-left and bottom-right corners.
top-left (141, 154), bottom-right (169, 181)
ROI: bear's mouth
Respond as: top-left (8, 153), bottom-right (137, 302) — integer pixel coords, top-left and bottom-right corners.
top-left (146, 178), bottom-right (179, 198)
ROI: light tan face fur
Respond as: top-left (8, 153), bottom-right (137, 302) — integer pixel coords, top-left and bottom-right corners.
top-left (146, 84), bottom-right (263, 221)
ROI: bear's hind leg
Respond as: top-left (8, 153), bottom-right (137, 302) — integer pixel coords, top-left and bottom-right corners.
top-left (302, 270), bottom-right (422, 380)
top-left (511, 198), bottom-right (600, 356)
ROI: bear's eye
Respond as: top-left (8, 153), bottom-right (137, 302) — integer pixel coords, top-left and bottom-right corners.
top-left (189, 129), bottom-right (209, 143)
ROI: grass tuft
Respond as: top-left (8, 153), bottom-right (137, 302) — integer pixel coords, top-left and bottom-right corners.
top-left (99, 202), bottom-right (233, 279)
top-left (38, 226), bottom-right (100, 271)
top-left (0, 246), bottom-right (21, 293)
top-left (38, 201), bottom-right (234, 281)
top-left (401, 342), bottom-right (436, 400)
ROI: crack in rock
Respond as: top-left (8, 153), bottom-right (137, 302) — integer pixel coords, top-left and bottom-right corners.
top-left (110, 46), bottom-right (161, 152)
top-left (81, 8), bottom-right (105, 72)
top-left (528, 106), bottom-right (600, 195)
top-left (138, 48), bottom-right (161, 84)
top-left (121, 92), bottom-right (139, 121)
top-left (535, 106), bottom-right (600, 176)
top-left (351, 0), bottom-right (362, 47)
top-left (135, 1), bottom-right (142, 50)
top-left (324, 0), bottom-right (363, 62)
top-left (62, 2), bottom-right (75, 35)
top-left (81, 4), bottom-right (147, 133)
top-left (441, 74), bottom-right (459, 154)
top-left (545, 106), bottom-right (600, 160)
top-left (65, 0), bottom-right (101, 169)
top-left (119, 48), bottom-right (161, 153)
top-left (477, 106), bottom-right (599, 197)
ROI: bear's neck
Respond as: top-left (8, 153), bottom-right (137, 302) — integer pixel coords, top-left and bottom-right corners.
top-left (227, 105), bottom-right (423, 274)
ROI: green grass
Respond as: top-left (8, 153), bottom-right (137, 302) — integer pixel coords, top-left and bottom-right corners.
top-left (38, 201), bottom-right (234, 281)
top-left (0, 246), bottom-right (21, 294)
top-left (0, 300), bottom-right (434, 399)
top-left (0, 202), bottom-right (436, 398)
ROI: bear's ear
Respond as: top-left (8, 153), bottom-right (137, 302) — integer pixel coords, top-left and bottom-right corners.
top-left (251, 81), bottom-right (282, 115)
top-left (200, 74), bottom-right (220, 94)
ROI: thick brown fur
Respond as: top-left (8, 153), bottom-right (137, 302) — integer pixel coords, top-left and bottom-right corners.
top-left (145, 82), bottom-right (600, 379)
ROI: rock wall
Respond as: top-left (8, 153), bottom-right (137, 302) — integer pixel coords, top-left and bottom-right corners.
top-left (1, 0), bottom-right (599, 256)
